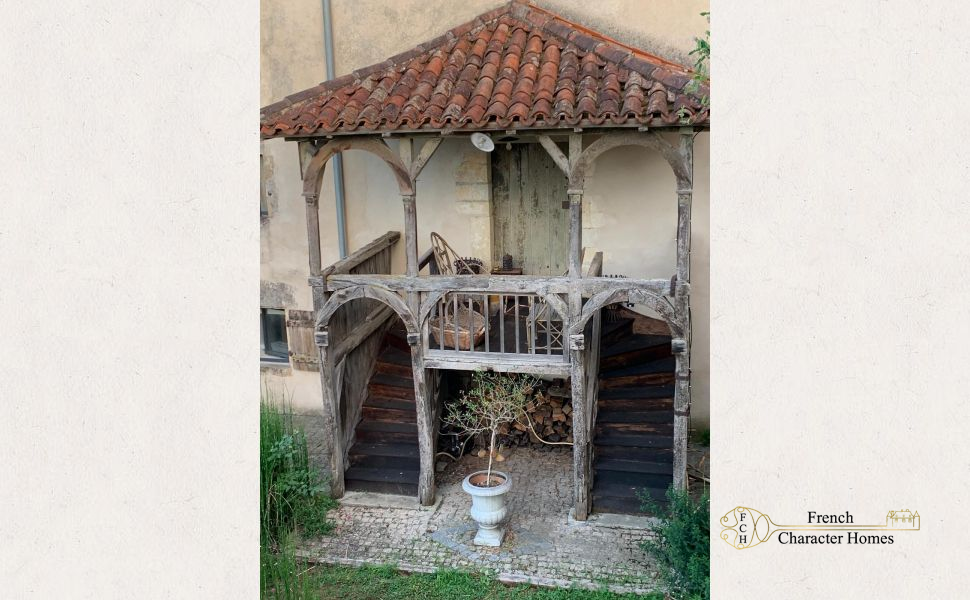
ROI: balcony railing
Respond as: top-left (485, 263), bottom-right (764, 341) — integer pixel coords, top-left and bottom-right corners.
top-left (427, 292), bottom-right (566, 355)
top-left (313, 232), bottom-right (675, 375)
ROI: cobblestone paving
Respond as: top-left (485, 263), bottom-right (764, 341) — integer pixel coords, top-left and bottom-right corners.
top-left (297, 446), bottom-right (661, 594)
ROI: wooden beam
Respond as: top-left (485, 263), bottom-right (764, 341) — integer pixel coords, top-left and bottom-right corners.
top-left (567, 191), bottom-right (584, 336)
top-left (304, 194), bottom-right (322, 276)
top-left (423, 350), bottom-right (571, 376)
top-left (399, 137), bottom-right (414, 170)
top-left (409, 138), bottom-right (444, 180)
top-left (568, 192), bottom-right (583, 280)
top-left (568, 133), bottom-right (582, 172)
top-left (536, 135), bottom-right (569, 176)
top-left (676, 131), bottom-right (694, 295)
top-left (322, 273), bottom-right (673, 296)
top-left (403, 196), bottom-right (419, 277)
top-left (279, 122), bottom-right (710, 143)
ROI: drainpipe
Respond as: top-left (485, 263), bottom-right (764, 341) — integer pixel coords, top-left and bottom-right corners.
top-left (323, 0), bottom-right (348, 258)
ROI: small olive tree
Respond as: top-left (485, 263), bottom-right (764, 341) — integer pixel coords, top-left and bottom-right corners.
top-left (443, 372), bottom-right (538, 486)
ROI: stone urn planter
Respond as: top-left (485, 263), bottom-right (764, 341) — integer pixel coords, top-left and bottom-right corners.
top-left (462, 470), bottom-right (511, 546)
top-left (444, 372), bottom-right (538, 548)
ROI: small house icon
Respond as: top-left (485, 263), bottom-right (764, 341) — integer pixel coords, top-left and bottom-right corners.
top-left (887, 510), bottom-right (920, 530)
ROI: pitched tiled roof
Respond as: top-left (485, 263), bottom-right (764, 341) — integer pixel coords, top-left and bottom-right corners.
top-left (260, 0), bottom-right (709, 139)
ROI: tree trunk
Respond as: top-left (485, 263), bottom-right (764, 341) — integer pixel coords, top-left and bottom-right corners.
top-left (486, 427), bottom-right (497, 484)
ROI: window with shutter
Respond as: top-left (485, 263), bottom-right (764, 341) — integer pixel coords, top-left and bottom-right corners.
top-left (284, 310), bottom-right (320, 371)
top-left (260, 308), bottom-right (289, 363)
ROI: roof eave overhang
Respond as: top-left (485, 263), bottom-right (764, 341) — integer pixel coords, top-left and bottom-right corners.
top-left (266, 120), bottom-right (709, 142)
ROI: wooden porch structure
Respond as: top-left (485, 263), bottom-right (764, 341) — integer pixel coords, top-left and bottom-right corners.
top-left (301, 129), bottom-right (693, 519)
top-left (260, 0), bottom-right (708, 520)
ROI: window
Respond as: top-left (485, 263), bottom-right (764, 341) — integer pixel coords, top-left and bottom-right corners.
top-left (260, 308), bottom-right (289, 363)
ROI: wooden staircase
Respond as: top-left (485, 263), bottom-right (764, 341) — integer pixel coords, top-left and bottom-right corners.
top-left (344, 327), bottom-right (420, 496)
top-left (592, 316), bottom-right (675, 514)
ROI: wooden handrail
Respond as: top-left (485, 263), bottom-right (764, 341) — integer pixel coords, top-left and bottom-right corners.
top-left (317, 273), bottom-right (674, 297)
top-left (323, 231), bottom-right (400, 276)
top-left (331, 305), bottom-right (393, 364)
top-left (417, 247), bottom-right (439, 274)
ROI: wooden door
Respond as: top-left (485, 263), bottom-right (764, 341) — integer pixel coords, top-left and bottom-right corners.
top-left (491, 143), bottom-right (569, 276)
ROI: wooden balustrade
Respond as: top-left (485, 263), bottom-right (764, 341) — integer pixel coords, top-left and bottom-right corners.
top-left (427, 291), bottom-right (566, 354)
top-left (313, 241), bottom-right (673, 377)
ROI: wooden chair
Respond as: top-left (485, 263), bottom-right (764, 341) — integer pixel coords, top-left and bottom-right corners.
top-left (430, 232), bottom-right (482, 276)
top-left (429, 232), bottom-right (487, 349)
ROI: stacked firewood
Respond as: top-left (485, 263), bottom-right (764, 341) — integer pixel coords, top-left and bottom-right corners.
top-left (496, 384), bottom-right (573, 448)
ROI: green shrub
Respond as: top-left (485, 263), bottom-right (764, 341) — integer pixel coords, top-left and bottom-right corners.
top-left (639, 487), bottom-right (710, 600)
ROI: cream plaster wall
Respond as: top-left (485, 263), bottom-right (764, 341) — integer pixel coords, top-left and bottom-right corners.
top-left (260, 0), bottom-right (710, 427)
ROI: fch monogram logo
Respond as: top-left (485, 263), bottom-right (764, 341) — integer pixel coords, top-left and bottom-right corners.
top-left (720, 507), bottom-right (920, 549)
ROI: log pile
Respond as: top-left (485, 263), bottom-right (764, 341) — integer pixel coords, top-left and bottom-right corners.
top-left (496, 384), bottom-right (573, 449)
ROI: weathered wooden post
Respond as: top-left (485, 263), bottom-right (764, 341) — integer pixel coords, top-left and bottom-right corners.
top-left (400, 192), bottom-right (437, 505)
top-left (569, 333), bottom-right (590, 519)
top-left (672, 128), bottom-right (694, 491)
top-left (401, 136), bottom-right (443, 506)
top-left (314, 329), bottom-right (345, 497)
top-left (407, 332), bottom-right (436, 505)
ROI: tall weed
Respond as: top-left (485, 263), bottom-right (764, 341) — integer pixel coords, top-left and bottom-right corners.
top-left (260, 387), bottom-right (336, 598)
top-left (639, 487), bottom-right (710, 600)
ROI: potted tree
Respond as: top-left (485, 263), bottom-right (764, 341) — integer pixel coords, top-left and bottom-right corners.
top-left (443, 372), bottom-right (537, 546)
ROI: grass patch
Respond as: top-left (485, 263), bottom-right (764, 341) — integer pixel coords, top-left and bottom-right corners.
top-left (639, 487), bottom-right (710, 600)
top-left (297, 564), bottom-right (660, 599)
top-left (261, 388), bottom-right (338, 598)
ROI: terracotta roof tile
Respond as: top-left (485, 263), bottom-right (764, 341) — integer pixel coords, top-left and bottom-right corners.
top-left (260, 0), bottom-right (709, 138)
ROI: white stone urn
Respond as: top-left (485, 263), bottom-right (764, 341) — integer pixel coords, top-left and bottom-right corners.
top-left (461, 470), bottom-right (511, 546)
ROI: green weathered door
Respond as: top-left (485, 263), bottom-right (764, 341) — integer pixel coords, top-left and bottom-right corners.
top-left (491, 143), bottom-right (569, 276)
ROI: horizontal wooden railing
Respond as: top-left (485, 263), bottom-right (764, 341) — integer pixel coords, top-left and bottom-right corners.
top-left (312, 240), bottom-right (675, 375)
top-left (315, 273), bottom-right (673, 297)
